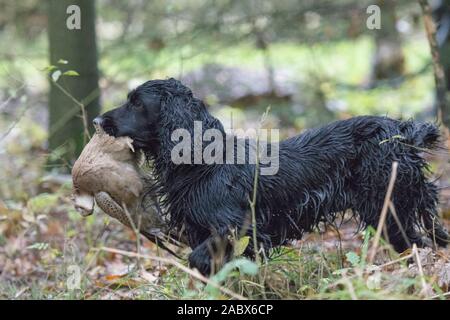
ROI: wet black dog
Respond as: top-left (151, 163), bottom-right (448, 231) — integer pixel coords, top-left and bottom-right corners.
top-left (95, 78), bottom-right (449, 275)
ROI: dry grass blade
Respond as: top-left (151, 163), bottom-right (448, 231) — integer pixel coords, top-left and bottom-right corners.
top-left (368, 161), bottom-right (398, 264)
top-left (122, 203), bottom-right (143, 270)
top-left (388, 201), bottom-right (411, 248)
top-left (412, 244), bottom-right (432, 298)
top-left (430, 291), bottom-right (450, 299)
top-left (93, 246), bottom-right (247, 300)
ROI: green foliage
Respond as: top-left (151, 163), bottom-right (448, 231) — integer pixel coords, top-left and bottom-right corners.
top-left (27, 193), bottom-right (59, 214)
top-left (27, 242), bottom-right (49, 251)
top-left (205, 258), bottom-right (259, 297)
top-left (233, 236), bottom-right (250, 257)
top-left (345, 251), bottom-right (360, 267)
top-left (62, 70), bottom-right (80, 76)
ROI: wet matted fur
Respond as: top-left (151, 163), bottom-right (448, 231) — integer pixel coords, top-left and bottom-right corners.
top-left (97, 78), bottom-right (449, 275)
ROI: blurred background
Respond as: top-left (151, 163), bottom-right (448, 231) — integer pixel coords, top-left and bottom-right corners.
top-left (0, 0), bottom-right (450, 299)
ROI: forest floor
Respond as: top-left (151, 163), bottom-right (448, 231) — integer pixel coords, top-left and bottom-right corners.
top-left (1, 136), bottom-right (450, 299)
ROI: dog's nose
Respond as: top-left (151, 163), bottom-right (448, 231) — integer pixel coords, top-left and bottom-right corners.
top-left (93, 117), bottom-right (103, 127)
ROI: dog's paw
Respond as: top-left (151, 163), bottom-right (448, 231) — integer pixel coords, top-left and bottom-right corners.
top-left (188, 247), bottom-right (212, 276)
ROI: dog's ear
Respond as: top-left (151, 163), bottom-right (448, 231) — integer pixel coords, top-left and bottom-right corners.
top-left (155, 79), bottom-right (224, 163)
top-left (159, 79), bottom-right (204, 131)
top-left (160, 78), bottom-right (222, 129)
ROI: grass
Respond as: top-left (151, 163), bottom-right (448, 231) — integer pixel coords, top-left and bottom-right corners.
top-left (1, 157), bottom-right (449, 300)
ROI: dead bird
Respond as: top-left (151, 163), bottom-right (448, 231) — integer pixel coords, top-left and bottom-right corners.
top-left (71, 126), bottom-right (183, 256)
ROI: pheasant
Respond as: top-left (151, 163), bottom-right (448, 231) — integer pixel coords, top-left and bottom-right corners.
top-left (71, 126), bottom-right (182, 255)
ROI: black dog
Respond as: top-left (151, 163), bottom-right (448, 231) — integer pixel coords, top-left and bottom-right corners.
top-left (95, 78), bottom-right (449, 275)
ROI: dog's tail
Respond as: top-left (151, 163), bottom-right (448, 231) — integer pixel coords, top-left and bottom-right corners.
top-left (398, 120), bottom-right (440, 150)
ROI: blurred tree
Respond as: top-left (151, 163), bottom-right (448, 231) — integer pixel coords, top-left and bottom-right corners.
top-left (433, 0), bottom-right (450, 127)
top-left (369, 0), bottom-right (405, 84)
top-left (48, 0), bottom-right (100, 168)
top-left (433, 0), bottom-right (450, 91)
top-left (0, 1), bottom-right (47, 38)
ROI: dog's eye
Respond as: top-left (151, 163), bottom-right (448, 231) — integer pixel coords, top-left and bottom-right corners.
top-left (133, 101), bottom-right (145, 111)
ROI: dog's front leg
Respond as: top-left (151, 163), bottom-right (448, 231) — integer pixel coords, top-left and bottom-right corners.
top-left (188, 231), bottom-right (233, 276)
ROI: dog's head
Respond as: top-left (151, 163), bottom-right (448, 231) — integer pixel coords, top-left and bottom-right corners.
top-left (94, 79), bottom-right (193, 151)
top-left (95, 78), bottom-right (221, 157)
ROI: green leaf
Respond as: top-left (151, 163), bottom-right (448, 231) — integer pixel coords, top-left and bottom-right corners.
top-left (237, 259), bottom-right (259, 275)
top-left (379, 135), bottom-right (405, 145)
top-left (51, 70), bottom-right (62, 82)
top-left (345, 251), bottom-right (360, 267)
top-left (205, 258), bottom-right (258, 297)
top-left (212, 258), bottom-right (258, 283)
top-left (27, 242), bottom-right (49, 251)
top-left (63, 70), bottom-right (79, 76)
top-left (234, 236), bottom-right (250, 256)
top-left (42, 65), bottom-right (57, 73)
top-left (57, 59), bottom-right (68, 64)
top-left (27, 193), bottom-right (59, 213)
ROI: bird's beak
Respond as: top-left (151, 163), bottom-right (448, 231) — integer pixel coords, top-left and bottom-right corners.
top-left (73, 192), bottom-right (95, 216)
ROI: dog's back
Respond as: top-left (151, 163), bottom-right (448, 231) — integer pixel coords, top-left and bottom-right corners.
top-left (257, 116), bottom-right (448, 252)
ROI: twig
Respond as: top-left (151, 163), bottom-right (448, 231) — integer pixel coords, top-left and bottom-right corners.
top-left (248, 107), bottom-right (272, 299)
top-left (430, 291), bottom-right (450, 299)
top-left (419, 0), bottom-right (449, 127)
top-left (0, 104), bottom-right (30, 142)
top-left (52, 81), bottom-right (91, 143)
top-left (368, 161), bottom-right (398, 264)
top-left (0, 83), bottom-right (26, 111)
top-left (122, 203), bottom-right (142, 270)
top-left (93, 246), bottom-right (247, 300)
top-left (388, 201), bottom-right (411, 249)
top-left (340, 270), bottom-right (358, 300)
top-left (22, 57), bottom-right (96, 145)
top-left (412, 244), bottom-right (432, 297)
top-left (250, 134), bottom-right (261, 266)
top-left (376, 253), bottom-right (413, 270)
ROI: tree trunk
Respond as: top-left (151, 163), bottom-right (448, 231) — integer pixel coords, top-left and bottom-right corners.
top-left (426, 0), bottom-right (450, 128)
top-left (433, 0), bottom-right (450, 127)
top-left (433, 0), bottom-right (450, 88)
top-left (370, 0), bottom-right (405, 84)
top-left (47, 0), bottom-right (100, 168)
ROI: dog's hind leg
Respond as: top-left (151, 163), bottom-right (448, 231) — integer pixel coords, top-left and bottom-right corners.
top-left (384, 206), bottom-right (425, 253)
top-left (353, 181), bottom-right (427, 253)
top-left (417, 181), bottom-right (449, 247)
top-left (356, 201), bottom-right (425, 253)
top-left (382, 179), bottom-right (449, 252)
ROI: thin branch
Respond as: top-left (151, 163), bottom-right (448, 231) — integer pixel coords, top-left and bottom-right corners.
top-left (412, 244), bottom-right (432, 297)
top-left (0, 104), bottom-right (30, 142)
top-left (93, 246), bottom-right (247, 300)
top-left (51, 81), bottom-right (91, 143)
top-left (368, 161), bottom-right (398, 264)
top-left (122, 203), bottom-right (143, 270)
